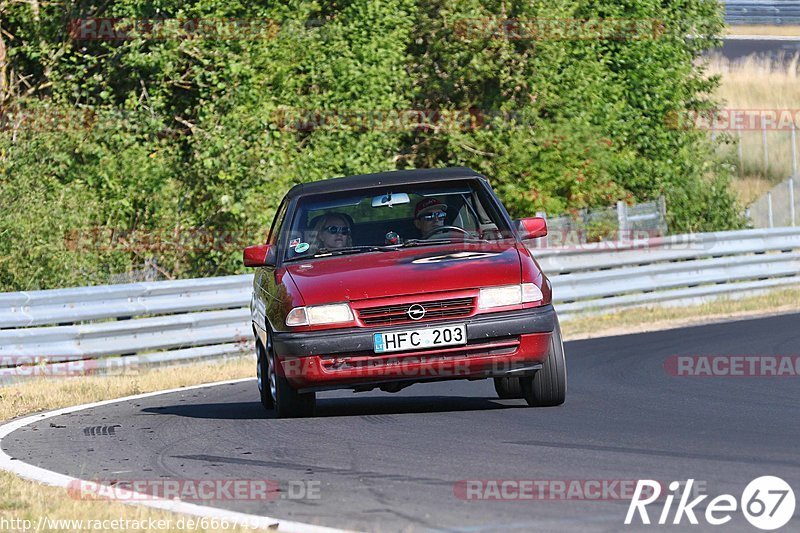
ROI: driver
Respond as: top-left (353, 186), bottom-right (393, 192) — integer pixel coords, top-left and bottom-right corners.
top-left (413, 198), bottom-right (448, 238)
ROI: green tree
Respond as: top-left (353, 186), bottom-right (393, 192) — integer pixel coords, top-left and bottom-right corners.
top-left (0, 0), bottom-right (744, 291)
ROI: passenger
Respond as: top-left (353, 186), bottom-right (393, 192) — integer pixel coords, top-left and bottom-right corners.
top-left (413, 198), bottom-right (448, 238)
top-left (309, 212), bottom-right (354, 251)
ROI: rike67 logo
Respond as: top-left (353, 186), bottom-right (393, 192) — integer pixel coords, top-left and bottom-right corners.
top-left (626, 477), bottom-right (795, 530)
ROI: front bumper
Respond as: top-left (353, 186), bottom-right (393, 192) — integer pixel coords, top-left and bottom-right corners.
top-left (272, 305), bottom-right (557, 391)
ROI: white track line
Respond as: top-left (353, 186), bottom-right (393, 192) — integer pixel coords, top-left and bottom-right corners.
top-left (0, 378), bottom-right (349, 533)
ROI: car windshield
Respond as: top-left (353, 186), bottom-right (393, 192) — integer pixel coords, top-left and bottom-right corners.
top-left (282, 180), bottom-right (512, 261)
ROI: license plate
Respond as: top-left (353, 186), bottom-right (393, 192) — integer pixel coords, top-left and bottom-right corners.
top-left (373, 324), bottom-right (467, 353)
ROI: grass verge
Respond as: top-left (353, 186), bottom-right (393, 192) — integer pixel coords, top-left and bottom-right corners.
top-left (725, 25), bottom-right (800, 37)
top-left (1, 357), bottom-right (258, 533)
top-left (705, 53), bottom-right (800, 204)
top-left (0, 357), bottom-right (253, 422)
top-left (561, 287), bottom-right (800, 339)
top-left (0, 470), bottom-right (264, 532)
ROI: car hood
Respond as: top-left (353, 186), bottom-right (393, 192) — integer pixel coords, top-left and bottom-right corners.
top-left (285, 243), bottom-right (522, 304)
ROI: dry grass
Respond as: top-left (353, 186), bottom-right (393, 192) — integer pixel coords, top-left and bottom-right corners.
top-left (562, 287), bottom-right (800, 339)
top-left (1, 358), bottom-right (256, 533)
top-left (704, 53), bottom-right (800, 203)
top-left (0, 470), bottom-right (263, 532)
top-left (709, 53), bottom-right (800, 108)
top-left (0, 357), bottom-right (253, 422)
top-left (728, 175), bottom-right (776, 204)
top-left (725, 25), bottom-right (800, 36)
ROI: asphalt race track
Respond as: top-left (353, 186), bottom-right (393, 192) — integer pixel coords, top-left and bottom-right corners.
top-left (720, 37), bottom-right (800, 61)
top-left (4, 313), bottom-right (800, 532)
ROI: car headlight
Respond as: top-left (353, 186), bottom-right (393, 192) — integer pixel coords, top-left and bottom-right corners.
top-left (478, 283), bottom-right (543, 309)
top-left (286, 303), bottom-right (354, 326)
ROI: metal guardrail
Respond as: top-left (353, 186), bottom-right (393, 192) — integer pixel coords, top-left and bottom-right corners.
top-left (725, 1), bottom-right (800, 25)
top-left (0, 276), bottom-right (254, 382)
top-left (1, 227), bottom-right (799, 380)
top-left (543, 227), bottom-right (800, 314)
top-left (535, 226), bottom-right (800, 273)
top-left (0, 275), bottom-right (251, 328)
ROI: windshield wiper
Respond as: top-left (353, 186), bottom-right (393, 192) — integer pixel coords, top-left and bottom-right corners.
top-left (400, 237), bottom-right (488, 248)
top-left (399, 239), bottom-right (455, 248)
top-left (314, 245), bottom-right (395, 257)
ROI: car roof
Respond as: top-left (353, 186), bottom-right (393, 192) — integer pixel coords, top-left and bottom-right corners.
top-left (285, 167), bottom-right (486, 198)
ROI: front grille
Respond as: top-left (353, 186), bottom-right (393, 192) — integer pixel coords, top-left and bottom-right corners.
top-left (357, 297), bottom-right (475, 326)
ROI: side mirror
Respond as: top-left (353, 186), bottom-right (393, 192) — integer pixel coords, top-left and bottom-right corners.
top-left (243, 244), bottom-right (276, 267)
top-left (517, 217), bottom-right (547, 240)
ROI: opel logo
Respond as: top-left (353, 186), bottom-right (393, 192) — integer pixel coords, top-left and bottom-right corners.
top-left (407, 304), bottom-right (426, 320)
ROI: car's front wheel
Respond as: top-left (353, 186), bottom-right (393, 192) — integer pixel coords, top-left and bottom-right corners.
top-left (263, 331), bottom-right (315, 418)
top-left (521, 319), bottom-right (567, 407)
top-left (493, 377), bottom-right (523, 399)
top-left (256, 338), bottom-right (273, 410)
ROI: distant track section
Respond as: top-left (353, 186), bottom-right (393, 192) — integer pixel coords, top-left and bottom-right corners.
top-left (720, 36), bottom-right (800, 60)
top-left (725, 1), bottom-right (800, 25)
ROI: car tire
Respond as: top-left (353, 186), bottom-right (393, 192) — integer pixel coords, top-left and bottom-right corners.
top-left (256, 338), bottom-right (274, 410)
top-left (493, 377), bottom-right (523, 399)
top-left (521, 319), bottom-right (567, 407)
top-left (265, 331), bottom-right (315, 418)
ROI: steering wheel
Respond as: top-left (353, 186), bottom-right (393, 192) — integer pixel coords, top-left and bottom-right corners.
top-left (425, 225), bottom-right (472, 239)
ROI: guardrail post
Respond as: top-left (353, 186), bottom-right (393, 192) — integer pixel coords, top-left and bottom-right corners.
top-left (790, 177), bottom-right (796, 227)
top-left (792, 123), bottom-right (798, 177)
top-left (762, 121), bottom-right (769, 177)
top-left (737, 131), bottom-right (744, 176)
top-left (767, 191), bottom-right (774, 228)
top-left (535, 211), bottom-right (548, 248)
top-left (617, 201), bottom-right (628, 242)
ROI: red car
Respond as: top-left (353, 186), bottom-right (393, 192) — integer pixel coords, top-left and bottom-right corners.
top-left (244, 167), bottom-right (566, 417)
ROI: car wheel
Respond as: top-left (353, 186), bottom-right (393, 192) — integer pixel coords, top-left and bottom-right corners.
top-left (493, 377), bottom-right (523, 399)
top-left (266, 332), bottom-right (315, 418)
top-left (256, 338), bottom-right (273, 410)
top-left (521, 319), bottom-right (567, 407)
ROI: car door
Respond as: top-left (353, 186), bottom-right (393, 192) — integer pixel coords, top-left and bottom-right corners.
top-left (253, 199), bottom-right (289, 337)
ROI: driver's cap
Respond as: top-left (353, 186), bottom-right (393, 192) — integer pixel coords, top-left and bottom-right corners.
top-left (415, 198), bottom-right (447, 219)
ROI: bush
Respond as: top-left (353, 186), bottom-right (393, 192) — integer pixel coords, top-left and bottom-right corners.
top-left (0, 0), bottom-right (744, 291)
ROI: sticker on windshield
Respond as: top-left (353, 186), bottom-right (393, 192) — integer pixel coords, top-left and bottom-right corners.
top-left (289, 237), bottom-right (301, 247)
top-left (295, 242), bottom-right (310, 253)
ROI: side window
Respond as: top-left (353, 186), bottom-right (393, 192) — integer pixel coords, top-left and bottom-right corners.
top-left (267, 200), bottom-right (289, 246)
